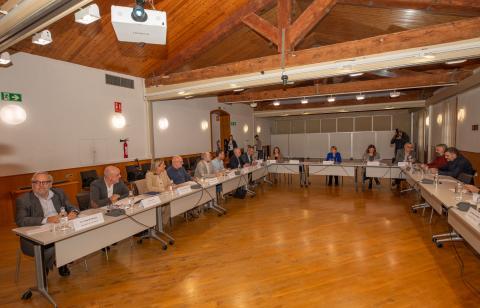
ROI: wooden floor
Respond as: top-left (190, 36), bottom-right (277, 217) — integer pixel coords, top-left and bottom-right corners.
top-left (1, 176), bottom-right (480, 307)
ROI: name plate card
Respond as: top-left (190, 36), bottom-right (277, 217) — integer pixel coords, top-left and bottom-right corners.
top-left (206, 178), bottom-right (219, 185)
top-left (323, 160), bottom-right (334, 165)
top-left (72, 213), bottom-right (104, 231)
top-left (289, 160), bottom-right (300, 164)
top-left (227, 172), bottom-right (236, 179)
top-left (367, 161), bottom-right (380, 166)
top-left (140, 196), bottom-right (161, 209)
top-left (176, 185), bottom-right (192, 195)
top-left (267, 160), bottom-right (276, 164)
top-left (466, 207), bottom-right (480, 227)
top-left (397, 162), bottom-right (408, 167)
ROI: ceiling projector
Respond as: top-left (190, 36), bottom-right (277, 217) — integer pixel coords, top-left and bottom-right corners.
top-left (111, 5), bottom-right (167, 45)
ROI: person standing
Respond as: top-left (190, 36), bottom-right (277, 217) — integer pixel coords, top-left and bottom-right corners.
top-left (254, 135), bottom-right (263, 159)
top-left (390, 129), bottom-right (410, 160)
top-left (227, 135), bottom-right (238, 158)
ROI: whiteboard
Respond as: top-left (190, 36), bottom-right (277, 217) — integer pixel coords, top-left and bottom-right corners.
top-left (271, 134), bottom-right (289, 157)
top-left (305, 133), bottom-right (329, 159)
top-left (352, 132), bottom-right (376, 159)
top-left (376, 131), bottom-right (396, 160)
top-left (289, 134), bottom-right (306, 158)
top-left (330, 133), bottom-right (352, 159)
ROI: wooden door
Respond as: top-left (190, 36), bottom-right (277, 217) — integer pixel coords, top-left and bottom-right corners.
top-left (219, 114), bottom-right (231, 151)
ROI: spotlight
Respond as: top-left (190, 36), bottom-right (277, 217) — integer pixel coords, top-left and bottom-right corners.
top-left (32, 30), bottom-right (52, 45)
top-left (281, 72), bottom-right (288, 86)
top-left (327, 95), bottom-right (335, 103)
top-left (300, 98), bottom-right (308, 104)
top-left (0, 52), bottom-right (11, 65)
top-left (356, 93), bottom-right (365, 101)
top-left (446, 59), bottom-right (467, 65)
top-left (250, 102), bottom-right (258, 108)
top-left (75, 4), bottom-right (100, 24)
top-left (390, 90), bottom-right (401, 98)
top-left (233, 88), bottom-right (245, 92)
top-left (349, 72), bottom-right (364, 77)
top-left (131, 0), bottom-right (147, 22)
top-left (273, 101), bottom-right (280, 106)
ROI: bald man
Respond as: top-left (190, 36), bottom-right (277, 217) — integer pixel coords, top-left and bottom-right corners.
top-left (90, 166), bottom-right (129, 208)
top-left (167, 155), bottom-right (192, 184)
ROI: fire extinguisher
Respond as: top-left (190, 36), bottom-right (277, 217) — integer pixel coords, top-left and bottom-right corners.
top-left (120, 138), bottom-right (129, 158)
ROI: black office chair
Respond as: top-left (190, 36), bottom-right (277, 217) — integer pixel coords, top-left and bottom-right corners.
top-left (126, 165), bottom-right (144, 182)
top-left (76, 191), bottom-right (91, 211)
top-left (141, 163), bottom-right (151, 174)
top-left (80, 170), bottom-right (98, 189)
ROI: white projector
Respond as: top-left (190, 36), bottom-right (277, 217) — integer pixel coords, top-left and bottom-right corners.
top-left (111, 5), bottom-right (167, 45)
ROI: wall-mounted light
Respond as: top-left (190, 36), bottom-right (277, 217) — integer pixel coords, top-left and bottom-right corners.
top-left (158, 117), bottom-right (169, 130)
top-left (436, 114), bottom-right (443, 125)
top-left (356, 93), bottom-right (365, 101)
top-left (0, 104), bottom-right (27, 125)
top-left (201, 120), bottom-right (209, 131)
top-left (243, 124), bottom-right (249, 133)
top-left (425, 116), bottom-right (430, 127)
top-left (457, 108), bottom-right (466, 122)
top-left (75, 4), bottom-right (100, 24)
top-left (256, 125), bottom-right (261, 133)
top-left (111, 114), bottom-right (126, 128)
top-left (32, 30), bottom-right (52, 45)
top-left (0, 52), bottom-right (11, 65)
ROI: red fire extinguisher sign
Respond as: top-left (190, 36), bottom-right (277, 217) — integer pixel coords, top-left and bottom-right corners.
top-left (114, 102), bottom-right (122, 113)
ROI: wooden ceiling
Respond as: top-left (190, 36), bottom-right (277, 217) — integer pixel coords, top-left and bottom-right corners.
top-left (7, 0), bottom-right (479, 79)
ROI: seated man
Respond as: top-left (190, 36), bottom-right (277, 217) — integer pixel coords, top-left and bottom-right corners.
top-left (15, 172), bottom-right (79, 276)
top-left (228, 148), bottom-right (243, 169)
top-left (393, 143), bottom-right (416, 188)
top-left (167, 155), bottom-right (192, 184)
top-left (212, 151), bottom-right (225, 173)
top-left (194, 152), bottom-right (215, 178)
top-left (241, 145), bottom-right (256, 167)
top-left (435, 147), bottom-right (475, 183)
top-left (422, 144), bottom-right (448, 171)
top-left (90, 166), bottom-right (129, 208)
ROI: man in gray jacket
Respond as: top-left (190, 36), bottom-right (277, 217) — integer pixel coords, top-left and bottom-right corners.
top-left (194, 152), bottom-right (215, 178)
top-left (15, 172), bottom-right (79, 276)
top-left (90, 166), bottom-right (129, 208)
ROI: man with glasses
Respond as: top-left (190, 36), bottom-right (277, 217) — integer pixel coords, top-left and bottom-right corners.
top-left (167, 155), bottom-right (192, 184)
top-left (90, 165), bottom-right (129, 208)
top-left (15, 171), bottom-right (79, 276)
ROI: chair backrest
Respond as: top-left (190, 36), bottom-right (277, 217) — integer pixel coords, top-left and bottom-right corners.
top-left (76, 191), bottom-right (91, 211)
top-left (80, 170), bottom-right (98, 189)
top-left (133, 179), bottom-right (148, 195)
top-left (141, 163), bottom-right (151, 173)
top-left (126, 165), bottom-right (144, 182)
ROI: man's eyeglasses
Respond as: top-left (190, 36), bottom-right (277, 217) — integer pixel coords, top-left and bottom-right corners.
top-left (32, 180), bottom-right (52, 185)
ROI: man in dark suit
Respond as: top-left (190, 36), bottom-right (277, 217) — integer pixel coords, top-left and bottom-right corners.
top-left (436, 147), bottom-right (475, 183)
top-left (241, 145), bottom-right (256, 167)
top-left (90, 166), bottom-right (129, 208)
top-left (229, 148), bottom-right (243, 169)
top-left (15, 172), bottom-right (79, 276)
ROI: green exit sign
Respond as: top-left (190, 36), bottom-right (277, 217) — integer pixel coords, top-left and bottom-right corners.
top-left (230, 121), bottom-right (237, 126)
top-left (1, 92), bottom-right (22, 102)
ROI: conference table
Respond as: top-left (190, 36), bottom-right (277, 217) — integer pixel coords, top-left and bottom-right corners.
top-left (12, 165), bottom-right (268, 307)
top-left (268, 160), bottom-right (406, 191)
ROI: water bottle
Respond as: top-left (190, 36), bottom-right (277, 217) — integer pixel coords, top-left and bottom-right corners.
top-left (433, 170), bottom-right (438, 187)
top-left (127, 190), bottom-right (134, 209)
top-left (59, 207), bottom-right (69, 231)
top-left (455, 182), bottom-right (464, 202)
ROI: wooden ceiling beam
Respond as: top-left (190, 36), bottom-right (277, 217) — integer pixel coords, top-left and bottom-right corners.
top-left (289, 0), bottom-right (336, 49)
top-left (146, 17), bottom-right (480, 87)
top-left (218, 70), bottom-right (469, 103)
top-left (156, 0), bottom-right (276, 76)
top-left (242, 13), bottom-right (279, 46)
top-left (254, 92), bottom-right (423, 111)
top-left (338, 0), bottom-right (480, 16)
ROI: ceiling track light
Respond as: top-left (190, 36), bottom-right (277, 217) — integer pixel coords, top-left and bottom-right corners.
top-left (419, 52), bottom-right (435, 59)
top-left (233, 88), bottom-right (245, 92)
top-left (327, 95), bottom-right (336, 103)
top-left (300, 98), bottom-right (308, 104)
top-left (273, 101), bottom-right (280, 106)
top-left (75, 4), bottom-right (100, 24)
top-left (32, 30), bottom-right (52, 45)
top-left (390, 90), bottom-right (401, 98)
top-left (250, 102), bottom-right (257, 108)
top-left (356, 93), bottom-right (365, 101)
top-left (349, 72), bottom-right (364, 77)
top-left (445, 59), bottom-right (467, 65)
top-left (0, 51), bottom-right (11, 65)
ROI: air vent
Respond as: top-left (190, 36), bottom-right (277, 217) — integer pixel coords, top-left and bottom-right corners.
top-left (105, 74), bottom-right (134, 89)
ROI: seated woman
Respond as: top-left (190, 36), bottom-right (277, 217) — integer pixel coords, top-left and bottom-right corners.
top-left (326, 146), bottom-right (342, 186)
top-left (271, 146), bottom-right (283, 161)
top-left (145, 159), bottom-right (172, 193)
top-left (363, 144), bottom-right (381, 189)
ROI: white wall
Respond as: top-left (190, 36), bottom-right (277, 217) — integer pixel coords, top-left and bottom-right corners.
top-left (152, 98), bottom-right (254, 157)
top-left (457, 87), bottom-right (480, 153)
top-left (254, 117), bottom-right (272, 146)
top-left (0, 53), bottom-right (149, 176)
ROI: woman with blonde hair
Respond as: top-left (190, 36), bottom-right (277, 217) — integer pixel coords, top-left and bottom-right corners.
top-left (145, 159), bottom-right (171, 192)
